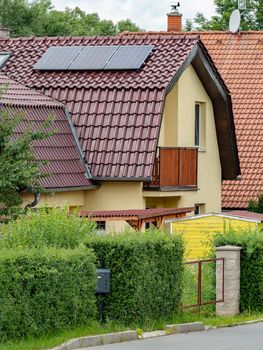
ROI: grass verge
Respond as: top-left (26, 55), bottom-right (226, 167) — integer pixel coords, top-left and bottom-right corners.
top-left (0, 321), bottom-right (128, 350)
top-left (1, 311), bottom-right (263, 350)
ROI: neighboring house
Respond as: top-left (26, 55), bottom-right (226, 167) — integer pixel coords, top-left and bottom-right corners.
top-left (167, 211), bottom-right (263, 259)
top-left (0, 32), bottom-right (240, 231)
top-left (198, 31), bottom-right (263, 210)
top-left (0, 73), bottom-right (95, 207)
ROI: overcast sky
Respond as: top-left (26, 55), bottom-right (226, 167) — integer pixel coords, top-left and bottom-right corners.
top-left (51, 0), bottom-right (216, 31)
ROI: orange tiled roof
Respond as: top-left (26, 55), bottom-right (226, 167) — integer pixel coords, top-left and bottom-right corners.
top-left (199, 32), bottom-right (263, 209)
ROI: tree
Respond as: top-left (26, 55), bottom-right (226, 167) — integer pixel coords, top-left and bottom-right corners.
top-left (0, 0), bottom-right (143, 37)
top-left (248, 193), bottom-right (263, 213)
top-left (0, 105), bottom-right (53, 220)
top-left (189, 0), bottom-right (263, 31)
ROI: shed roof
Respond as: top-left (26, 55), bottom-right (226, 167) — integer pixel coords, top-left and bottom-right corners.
top-left (0, 34), bottom-right (240, 181)
top-left (166, 211), bottom-right (263, 224)
top-left (0, 73), bottom-right (93, 190)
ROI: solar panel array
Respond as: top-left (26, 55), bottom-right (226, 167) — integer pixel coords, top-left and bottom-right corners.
top-left (34, 45), bottom-right (154, 71)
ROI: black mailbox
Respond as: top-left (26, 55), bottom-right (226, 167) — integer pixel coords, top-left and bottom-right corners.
top-left (96, 268), bottom-right (110, 294)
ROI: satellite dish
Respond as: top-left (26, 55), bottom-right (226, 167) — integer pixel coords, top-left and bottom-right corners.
top-left (229, 9), bottom-right (241, 33)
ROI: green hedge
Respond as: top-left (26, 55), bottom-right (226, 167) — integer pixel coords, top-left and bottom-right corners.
top-left (86, 230), bottom-right (184, 324)
top-left (0, 207), bottom-right (95, 249)
top-left (0, 248), bottom-right (97, 341)
top-left (213, 228), bottom-right (263, 312)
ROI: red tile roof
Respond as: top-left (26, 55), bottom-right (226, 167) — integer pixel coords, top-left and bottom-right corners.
top-left (198, 32), bottom-right (263, 209)
top-left (0, 33), bottom-right (240, 181)
top-left (0, 34), bottom-right (231, 180)
top-left (0, 73), bottom-right (93, 190)
top-left (79, 207), bottom-right (194, 220)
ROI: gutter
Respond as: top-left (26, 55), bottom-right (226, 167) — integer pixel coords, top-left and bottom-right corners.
top-left (25, 191), bottom-right (40, 211)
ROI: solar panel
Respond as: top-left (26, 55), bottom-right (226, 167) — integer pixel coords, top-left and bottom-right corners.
top-left (104, 45), bottom-right (154, 70)
top-left (34, 46), bottom-right (84, 70)
top-left (69, 46), bottom-right (119, 70)
top-left (0, 53), bottom-right (10, 68)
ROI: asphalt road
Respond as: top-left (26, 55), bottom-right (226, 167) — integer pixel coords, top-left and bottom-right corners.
top-left (88, 323), bottom-right (263, 350)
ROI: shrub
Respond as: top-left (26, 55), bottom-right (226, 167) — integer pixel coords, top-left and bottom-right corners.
top-left (86, 229), bottom-right (184, 324)
top-left (213, 228), bottom-right (263, 312)
top-left (0, 207), bottom-right (95, 249)
top-left (0, 248), bottom-right (97, 341)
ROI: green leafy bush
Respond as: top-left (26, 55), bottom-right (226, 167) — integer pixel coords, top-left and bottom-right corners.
top-left (86, 229), bottom-right (184, 324)
top-left (0, 248), bottom-right (97, 341)
top-left (213, 228), bottom-right (263, 312)
top-left (0, 207), bottom-right (95, 249)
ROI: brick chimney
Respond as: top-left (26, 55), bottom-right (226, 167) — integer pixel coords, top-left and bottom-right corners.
top-left (167, 3), bottom-right (182, 32)
top-left (0, 26), bottom-right (10, 39)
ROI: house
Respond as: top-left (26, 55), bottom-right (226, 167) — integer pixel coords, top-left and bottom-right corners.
top-left (0, 73), bottom-right (95, 206)
top-left (0, 30), bottom-right (240, 231)
top-left (167, 211), bottom-right (263, 259)
top-left (164, 8), bottom-right (263, 210)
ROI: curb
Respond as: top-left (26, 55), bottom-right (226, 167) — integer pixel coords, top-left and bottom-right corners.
top-left (49, 318), bottom-right (263, 349)
top-left (50, 331), bottom-right (138, 350)
top-left (165, 321), bottom-right (205, 334)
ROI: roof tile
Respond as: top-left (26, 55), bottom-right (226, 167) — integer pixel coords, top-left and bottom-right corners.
top-left (0, 73), bottom-right (93, 190)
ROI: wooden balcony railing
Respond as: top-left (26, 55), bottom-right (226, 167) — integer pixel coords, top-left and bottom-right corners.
top-left (145, 147), bottom-right (198, 189)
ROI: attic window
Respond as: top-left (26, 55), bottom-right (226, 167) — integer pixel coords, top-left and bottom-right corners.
top-left (33, 45), bottom-right (154, 71)
top-left (0, 52), bottom-right (11, 68)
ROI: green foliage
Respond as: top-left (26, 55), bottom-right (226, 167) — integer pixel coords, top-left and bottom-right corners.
top-left (182, 262), bottom-right (215, 309)
top-left (213, 228), bottom-right (263, 312)
top-left (0, 0), bottom-right (143, 37)
top-left (0, 207), bottom-right (96, 249)
top-left (192, 0), bottom-right (263, 31)
top-left (0, 104), bottom-right (54, 220)
top-left (248, 193), bottom-right (263, 213)
top-left (0, 248), bottom-right (97, 341)
top-left (86, 229), bottom-right (184, 325)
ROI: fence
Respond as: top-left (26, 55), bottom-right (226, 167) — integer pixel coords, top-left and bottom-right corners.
top-left (182, 257), bottom-right (225, 309)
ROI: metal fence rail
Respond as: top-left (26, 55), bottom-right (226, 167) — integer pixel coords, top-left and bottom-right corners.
top-left (182, 257), bottom-right (225, 309)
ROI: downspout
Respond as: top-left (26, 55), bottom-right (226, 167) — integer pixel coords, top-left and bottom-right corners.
top-left (25, 191), bottom-right (41, 212)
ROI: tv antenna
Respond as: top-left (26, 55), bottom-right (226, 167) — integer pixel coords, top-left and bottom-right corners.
top-left (229, 9), bottom-right (241, 33)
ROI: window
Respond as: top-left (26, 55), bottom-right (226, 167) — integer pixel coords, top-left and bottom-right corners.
top-left (194, 204), bottom-right (205, 215)
top-left (195, 103), bottom-right (200, 147)
top-left (194, 102), bottom-right (206, 149)
top-left (96, 221), bottom-right (106, 231)
top-left (0, 53), bottom-right (11, 68)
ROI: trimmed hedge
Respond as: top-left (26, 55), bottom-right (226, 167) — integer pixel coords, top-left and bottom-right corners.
top-left (86, 230), bottom-right (184, 324)
top-left (0, 248), bottom-right (97, 341)
top-left (213, 228), bottom-right (263, 312)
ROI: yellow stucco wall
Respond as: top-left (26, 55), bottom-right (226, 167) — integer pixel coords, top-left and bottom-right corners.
top-left (145, 64), bottom-right (221, 213)
top-left (172, 215), bottom-right (260, 260)
top-left (22, 190), bottom-right (86, 208)
top-left (22, 182), bottom-right (145, 232)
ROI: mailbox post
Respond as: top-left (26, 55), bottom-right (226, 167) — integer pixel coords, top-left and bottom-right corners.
top-left (96, 269), bottom-right (111, 322)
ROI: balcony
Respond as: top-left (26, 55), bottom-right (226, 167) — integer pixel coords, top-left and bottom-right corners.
top-left (144, 147), bottom-right (198, 190)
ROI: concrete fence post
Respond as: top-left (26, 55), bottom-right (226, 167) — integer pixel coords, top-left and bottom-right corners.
top-left (216, 245), bottom-right (241, 316)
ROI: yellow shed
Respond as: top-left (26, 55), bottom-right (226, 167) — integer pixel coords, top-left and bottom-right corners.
top-left (167, 211), bottom-right (263, 260)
